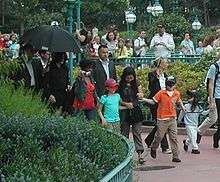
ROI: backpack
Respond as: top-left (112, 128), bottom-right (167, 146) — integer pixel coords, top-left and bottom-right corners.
top-left (206, 63), bottom-right (220, 94)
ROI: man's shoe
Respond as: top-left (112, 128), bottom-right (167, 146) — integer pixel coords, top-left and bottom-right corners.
top-left (213, 134), bottom-right (219, 148)
top-left (183, 140), bottom-right (188, 152)
top-left (150, 148), bottom-right (156, 159)
top-left (191, 149), bottom-right (200, 154)
top-left (162, 149), bottom-right (172, 154)
top-left (196, 133), bottom-right (202, 144)
top-left (172, 158), bottom-right (181, 163)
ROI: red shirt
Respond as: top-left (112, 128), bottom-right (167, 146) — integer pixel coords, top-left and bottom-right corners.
top-left (73, 81), bottom-right (96, 110)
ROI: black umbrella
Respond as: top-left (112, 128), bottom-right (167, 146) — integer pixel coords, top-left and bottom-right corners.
top-left (19, 25), bottom-right (81, 53)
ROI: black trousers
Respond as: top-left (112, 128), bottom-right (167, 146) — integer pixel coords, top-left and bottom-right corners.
top-left (144, 104), bottom-right (169, 151)
top-left (214, 99), bottom-right (220, 145)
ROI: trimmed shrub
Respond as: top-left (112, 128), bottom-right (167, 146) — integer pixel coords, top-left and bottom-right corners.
top-left (0, 113), bottom-right (127, 181)
top-left (0, 81), bottom-right (50, 117)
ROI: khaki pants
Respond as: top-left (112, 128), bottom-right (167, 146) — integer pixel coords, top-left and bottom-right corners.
top-left (198, 107), bottom-right (217, 135)
top-left (105, 122), bottom-right (120, 133)
top-left (151, 119), bottom-right (179, 158)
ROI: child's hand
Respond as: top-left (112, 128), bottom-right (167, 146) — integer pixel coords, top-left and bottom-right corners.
top-left (182, 106), bottom-right (187, 112)
top-left (137, 93), bottom-right (144, 99)
top-left (125, 102), bottom-right (134, 109)
top-left (101, 119), bottom-right (108, 127)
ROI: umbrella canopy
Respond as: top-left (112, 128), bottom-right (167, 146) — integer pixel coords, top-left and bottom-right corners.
top-left (19, 25), bottom-right (81, 53)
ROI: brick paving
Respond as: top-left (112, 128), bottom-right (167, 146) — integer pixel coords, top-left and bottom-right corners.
top-left (133, 134), bottom-right (220, 182)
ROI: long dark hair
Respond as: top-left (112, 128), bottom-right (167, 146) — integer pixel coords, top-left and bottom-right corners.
top-left (118, 67), bottom-right (138, 96)
top-left (187, 90), bottom-right (199, 112)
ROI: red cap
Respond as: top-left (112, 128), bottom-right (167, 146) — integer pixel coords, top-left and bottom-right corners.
top-left (105, 79), bottom-right (118, 88)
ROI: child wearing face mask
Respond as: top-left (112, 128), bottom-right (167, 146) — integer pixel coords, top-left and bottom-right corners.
top-left (142, 76), bottom-right (186, 163)
top-left (178, 90), bottom-right (209, 154)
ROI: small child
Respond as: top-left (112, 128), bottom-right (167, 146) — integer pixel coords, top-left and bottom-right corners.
top-left (178, 90), bottom-right (209, 154)
top-left (98, 79), bottom-right (128, 131)
top-left (142, 76), bottom-right (185, 163)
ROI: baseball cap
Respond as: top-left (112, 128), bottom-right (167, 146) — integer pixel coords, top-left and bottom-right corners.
top-left (166, 76), bottom-right (176, 87)
top-left (105, 79), bottom-right (118, 88)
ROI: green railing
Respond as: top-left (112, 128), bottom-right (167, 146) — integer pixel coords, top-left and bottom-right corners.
top-left (100, 130), bottom-right (135, 182)
top-left (114, 54), bottom-right (202, 66)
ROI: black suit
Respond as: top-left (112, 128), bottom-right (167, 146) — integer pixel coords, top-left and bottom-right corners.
top-left (145, 70), bottom-right (169, 151)
top-left (92, 59), bottom-right (117, 97)
top-left (11, 57), bottom-right (43, 92)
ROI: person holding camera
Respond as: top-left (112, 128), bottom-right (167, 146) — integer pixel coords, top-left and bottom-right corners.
top-left (72, 59), bottom-right (97, 121)
top-left (150, 24), bottom-right (175, 58)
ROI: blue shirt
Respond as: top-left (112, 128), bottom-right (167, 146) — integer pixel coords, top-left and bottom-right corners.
top-left (196, 47), bottom-right (204, 55)
top-left (206, 60), bottom-right (220, 98)
top-left (178, 103), bottom-right (209, 127)
top-left (100, 93), bottom-right (121, 123)
top-left (180, 40), bottom-right (195, 55)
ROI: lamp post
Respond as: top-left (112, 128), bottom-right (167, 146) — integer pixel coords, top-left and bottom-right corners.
top-left (65, 0), bottom-right (81, 85)
top-left (192, 15), bottom-right (202, 46)
top-left (172, 0), bottom-right (179, 14)
top-left (146, 1), bottom-right (153, 25)
top-left (65, 0), bottom-right (74, 85)
top-left (151, 0), bottom-right (163, 17)
top-left (125, 9), bottom-right (136, 38)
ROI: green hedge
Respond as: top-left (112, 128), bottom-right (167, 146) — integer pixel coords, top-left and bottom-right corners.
top-left (0, 76), bottom-right (128, 181)
top-left (0, 81), bottom-right (50, 117)
top-left (0, 113), bottom-right (127, 181)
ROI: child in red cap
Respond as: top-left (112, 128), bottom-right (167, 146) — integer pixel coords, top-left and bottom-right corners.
top-left (98, 79), bottom-right (129, 131)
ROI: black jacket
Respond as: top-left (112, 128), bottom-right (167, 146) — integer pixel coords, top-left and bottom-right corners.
top-left (11, 57), bottom-right (44, 92)
top-left (44, 62), bottom-right (69, 108)
top-left (92, 59), bottom-right (117, 97)
top-left (148, 70), bottom-right (167, 98)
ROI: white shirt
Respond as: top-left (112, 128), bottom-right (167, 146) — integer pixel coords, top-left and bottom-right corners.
top-left (100, 59), bottom-right (110, 79)
top-left (159, 73), bottom-right (166, 90)
top-left (150, 32), bottom-right (175, 58)
top-left (134, 37), bottom-right (146, 56)
top-left (25, 60), bottom-right (35, 86)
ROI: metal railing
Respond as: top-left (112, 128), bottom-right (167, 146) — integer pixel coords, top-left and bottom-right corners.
top-left (114, 54), bottom-right (202, 66)
top-left (100, 130), bottom-right (135, 182)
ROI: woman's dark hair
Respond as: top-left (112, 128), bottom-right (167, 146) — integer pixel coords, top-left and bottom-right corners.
top-left (119, 67), bottom-right (138, 95)
top-left (51, 52), bottom-right (67, 62)
top-left (106, 31), bottom-right (116, 42)
top-left (187, 90), bottom-right (199, 112)
top-left (79, 59), bottom-right (94, 71)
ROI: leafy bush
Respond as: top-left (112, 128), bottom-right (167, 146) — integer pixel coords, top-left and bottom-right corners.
top-left (0, 113), bottom-right (127, 181)
top-left (0, 81), bottom-right (50, 117)
top-left (0, 60), bottom-right (21, 79)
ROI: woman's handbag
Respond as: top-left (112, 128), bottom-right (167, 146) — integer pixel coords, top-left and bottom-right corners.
top-left (129, 105), bottom-right (145, 123)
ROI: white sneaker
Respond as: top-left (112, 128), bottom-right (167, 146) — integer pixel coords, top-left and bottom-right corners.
top-left (162, 149), bottom-right (172, 154)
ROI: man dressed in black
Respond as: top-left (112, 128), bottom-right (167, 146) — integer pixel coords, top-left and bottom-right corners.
top-left (92, 44), bottom-right (117, 98)
top-left (11, 44), bottom-right (43, 92)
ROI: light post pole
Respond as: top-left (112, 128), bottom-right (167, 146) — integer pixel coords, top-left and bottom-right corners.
top-left (125, 9), bottom-right (136, 38)
top-left (146, 1), bottom-right (153, 25)
top-left (192, 15), bottom-right (202, 46)
top-left (65, 0), bottom-right (81, 85)
top-left (172, 0), bottom-right (179, 14)
top-left (65, 0), bottom-right (74, 85)
top-left (151, 0), bottom-right (163, 17)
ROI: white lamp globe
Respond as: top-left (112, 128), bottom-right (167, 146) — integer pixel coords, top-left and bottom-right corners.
top-left (125, 12), bottom-right (137, 24)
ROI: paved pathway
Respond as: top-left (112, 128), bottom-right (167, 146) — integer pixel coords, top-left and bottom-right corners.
top-left (133, 134), bottom-right (220, 182)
